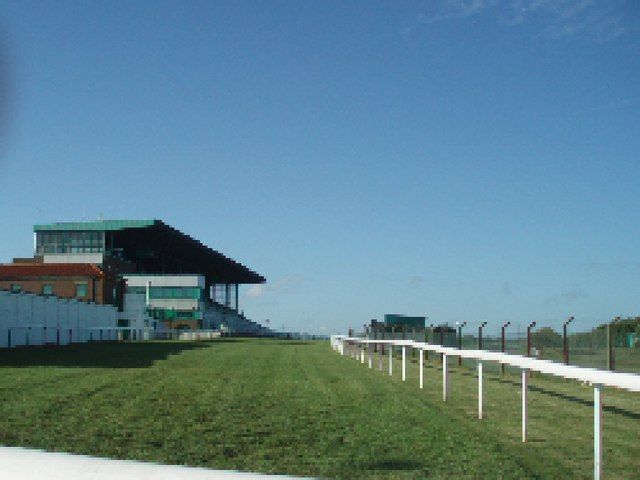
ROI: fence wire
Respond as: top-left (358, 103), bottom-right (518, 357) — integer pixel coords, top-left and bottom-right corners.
top-left (356, 318), bottom-right (640, 375)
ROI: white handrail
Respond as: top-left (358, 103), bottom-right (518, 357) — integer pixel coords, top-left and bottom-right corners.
top-left (333, 336), bottom-right (640, 392)
top-left (331, 334), bottom-right (640, 480)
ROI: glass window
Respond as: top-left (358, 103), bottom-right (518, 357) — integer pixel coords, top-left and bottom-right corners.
top-left (42, 284), bottom-right (53, 296)
top-left (36, 229), bottom-right (105, 255)
top-left (11, 284), bottom-right (21, 293)
top-left (148, 286), bottom-right (201, 299)
top-left (76, 283), bottom-right (88, 298)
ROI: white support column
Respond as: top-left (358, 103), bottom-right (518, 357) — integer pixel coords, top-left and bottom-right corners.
top-left (402, 346), bottom-right (407, 381)
top-left (388, 347), bottom-right (393, 376)
top-left (442, 354), bottom-right (449, 401)
top-left (478, 361), bottom-right (483, 419)
top-left (360, 343), bottom-right (365, 364)
top-left (522, 368), bottom-right (528, 443)
top-left (594, 384), bottom-right (602, 480)
top-left (419, 349), bottom-right (424, 389)
top-left (378, 344), bottom-right (383, 371)
top-left (368, 343), bottom-right (372, 369)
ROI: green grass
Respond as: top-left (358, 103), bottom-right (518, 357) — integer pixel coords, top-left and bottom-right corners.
top-left (0, 339), bottom-right (638, 479)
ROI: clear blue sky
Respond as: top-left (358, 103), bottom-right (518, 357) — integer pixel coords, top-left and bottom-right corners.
top-left (1, 1), bottom-right (639, 335)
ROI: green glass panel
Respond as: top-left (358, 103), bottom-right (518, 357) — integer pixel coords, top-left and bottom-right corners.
top-left (76, 283), bottom-right (88, 298)
top-left (34, 219), bottom-right (156, 232)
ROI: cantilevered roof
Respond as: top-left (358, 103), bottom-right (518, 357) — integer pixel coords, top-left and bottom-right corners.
top-left (34, 220), bottom-right (156, 231)
top-left (32, 219), bottom-right (266, 285)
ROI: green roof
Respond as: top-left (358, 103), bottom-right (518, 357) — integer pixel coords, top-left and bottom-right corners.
top-left (34, 219), bottom-right (157, 232)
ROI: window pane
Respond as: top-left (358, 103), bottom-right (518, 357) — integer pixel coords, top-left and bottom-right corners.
top-left (76, 283), bottom-right (87, 298)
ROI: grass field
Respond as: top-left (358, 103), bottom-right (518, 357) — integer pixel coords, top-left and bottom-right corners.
top-left (0, 339), bottom-right (638, 479)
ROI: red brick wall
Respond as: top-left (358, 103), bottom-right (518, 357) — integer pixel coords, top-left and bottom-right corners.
top-left (0, 276), bottom-right (108, 304)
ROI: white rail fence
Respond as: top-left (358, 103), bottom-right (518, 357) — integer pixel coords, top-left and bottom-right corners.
top-left (0, 291), bottom-right (118, 348)
top-left (330, 335), bottom-right (640, 480)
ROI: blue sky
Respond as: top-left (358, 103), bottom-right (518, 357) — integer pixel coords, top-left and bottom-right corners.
top-left (0, 1), bottom-right (639, 335)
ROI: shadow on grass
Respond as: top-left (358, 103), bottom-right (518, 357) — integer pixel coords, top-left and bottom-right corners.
top-left (390, 358), bottom-right (640, 420)
top-left (0, 341), bottom-right (212, 369)
top-left (443, 366), bottom-right (640, 420)
top-left (236, 340), bottom-right (313, 346)
top-left (367, 459), bottom-right (422, 471)
top-left (491, 376), bottom-right (640, 420)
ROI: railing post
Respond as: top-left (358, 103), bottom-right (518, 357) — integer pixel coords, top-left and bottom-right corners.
top-left (388, 346), bottom-right (393, 376)
top-left (522, 368), bottom-right (528, 443)
top-left (594, 384), bottom-right (602, 480)
top-left (478, 361), bottom-right (483, 419)
top-left (442, 354), bottom-right (449, 401)
top-left (360, 341), bottom-right (365, 364)
top-left (402, 346), bottom-right (406, 381)
top-left (368, 342), bottom-right (372, 369)
top-left (378, 341), bottom-right (383, 371)
top-left (419, 348), bottom-right (424, 389)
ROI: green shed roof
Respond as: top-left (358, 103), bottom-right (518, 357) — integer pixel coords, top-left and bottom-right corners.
top-left (34, 219), bottom-right (157, 232)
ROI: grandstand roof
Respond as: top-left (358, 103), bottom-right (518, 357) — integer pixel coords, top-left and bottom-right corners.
top-left (33, 219), bottom-right (265, 284)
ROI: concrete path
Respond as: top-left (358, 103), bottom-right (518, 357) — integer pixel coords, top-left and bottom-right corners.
top-left (0, 446), bottom-right (307, 479)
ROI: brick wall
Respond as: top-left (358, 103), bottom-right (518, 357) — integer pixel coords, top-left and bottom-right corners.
top-left (0, 277), bottom-right (104, 304)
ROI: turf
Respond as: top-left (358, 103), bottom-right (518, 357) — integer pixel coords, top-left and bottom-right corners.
top-left (0, 339), bottom-right (637, 479)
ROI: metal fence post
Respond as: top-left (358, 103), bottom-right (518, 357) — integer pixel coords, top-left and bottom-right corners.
top-left (373, 326), bottom-right (377, 353)
top-left (412, 328), bottom-right (417, 359)
top-left (391, 326), bottom-right (396, 361)
top-left (501, 321), bottom-right (510, 376)
top-left (457, 321), bottom-right (466, 366)
top-left (564, 316), bottom-right (574, 365)
top-left (479, 322), bottom-right (487, 350)
top-left (424, 327), bottom-right (429, 364)
top-left (608, 317), bottom-right (619, 371)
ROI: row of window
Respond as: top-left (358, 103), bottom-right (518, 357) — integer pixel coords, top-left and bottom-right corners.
top-left (35, 231), bottom-right (105, 255)
top-left (147, 308), bottom-right (203, 321)
top-left (126, 286), bottom-right (204, 300)
top-left (37, 246), bottom-right (103, 254)
top-left (36, 231), bottom-right (104, 245)
top-left (10, 283), bottom-right (88, 298)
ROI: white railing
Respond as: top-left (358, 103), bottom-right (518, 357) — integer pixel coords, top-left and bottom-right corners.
top-left (330, 335), bottom-right (640, 480)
